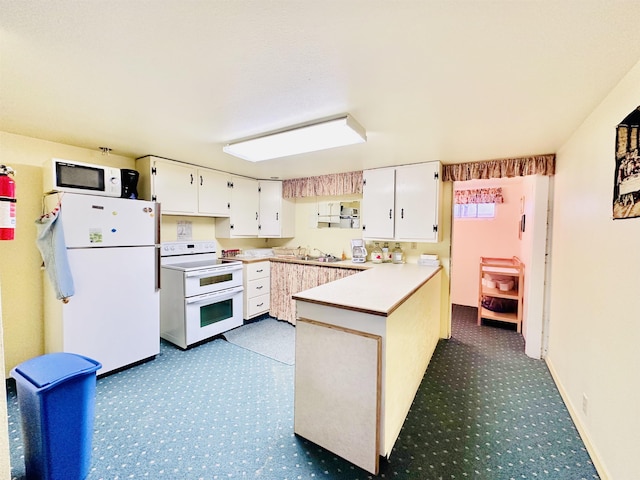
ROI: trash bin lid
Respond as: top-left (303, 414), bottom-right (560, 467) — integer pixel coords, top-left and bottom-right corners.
top-left (12, 353), bottom-right (101, 389)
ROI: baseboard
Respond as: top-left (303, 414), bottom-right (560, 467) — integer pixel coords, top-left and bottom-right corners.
top-left (545, 357), bottom-right (610, 480)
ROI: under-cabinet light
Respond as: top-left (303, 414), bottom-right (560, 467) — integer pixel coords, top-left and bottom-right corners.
top-left (222, 114), bottom-right (367, 162)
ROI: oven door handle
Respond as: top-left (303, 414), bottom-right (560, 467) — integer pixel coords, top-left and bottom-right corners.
top-left (184, 265), bottom-right (242, 278)
top-left (185, 286), bottom-right (244, 305)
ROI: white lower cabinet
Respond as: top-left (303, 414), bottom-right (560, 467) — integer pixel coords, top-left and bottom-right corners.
top-left (243, 261), bottom-right (271, 320)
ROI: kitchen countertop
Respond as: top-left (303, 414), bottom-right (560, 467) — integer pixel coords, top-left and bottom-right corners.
top-left (293, 263), bottom-right (442, 317)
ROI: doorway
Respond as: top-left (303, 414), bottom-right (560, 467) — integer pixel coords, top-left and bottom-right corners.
top-left (450, 175), bottom-right (551, 359)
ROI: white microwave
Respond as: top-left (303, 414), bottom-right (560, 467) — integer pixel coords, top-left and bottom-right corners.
top-left (45, 158), bottom-right (130, 198)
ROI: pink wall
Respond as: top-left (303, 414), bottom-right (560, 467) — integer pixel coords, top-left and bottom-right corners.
top-left (450, 177), bottom-right (524, 306)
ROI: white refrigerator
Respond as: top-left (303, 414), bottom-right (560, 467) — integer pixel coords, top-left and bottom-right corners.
top-left (44, 193), bottom-right (160, 375)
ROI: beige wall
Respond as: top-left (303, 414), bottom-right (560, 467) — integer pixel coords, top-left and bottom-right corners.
top-left (547, 59), bottom-right (640, 479)
top-left (450, 177), bottom-right (524, 306)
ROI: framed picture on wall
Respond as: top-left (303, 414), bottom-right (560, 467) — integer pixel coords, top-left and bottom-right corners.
top-left (613, 106), bottom-right (640, 219)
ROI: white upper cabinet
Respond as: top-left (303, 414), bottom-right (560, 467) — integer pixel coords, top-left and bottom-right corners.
top-left (197, 169), bottom-right (231, 217)
top-left (216, 176), bottom-right (259, 237)
top-left (137, 156), bottom-right (198, 214)
top-left (137, 156), bottom-right (231, 216)
top-left (361, 167), bottom-right (396, 239)
top-left (258, 180), bottom-right (295, 238)
top-left (362, 161), bottom-right (441, 242)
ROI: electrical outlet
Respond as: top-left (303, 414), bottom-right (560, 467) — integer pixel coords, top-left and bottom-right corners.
top-left (411, 242), bottom-right (417, 249)
top-left (582, 393), bottom-right (588, 415)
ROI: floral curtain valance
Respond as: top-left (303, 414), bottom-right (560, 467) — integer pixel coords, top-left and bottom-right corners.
top-left (443, 154), bottom-right (555, 182)
top-left (282, 170), bottom-right (363, 198)
top-left (454, 188), bottom-right (504, 204)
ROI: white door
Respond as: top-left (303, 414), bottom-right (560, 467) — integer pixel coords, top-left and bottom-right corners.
top-left (198, 169), bottom-right (231, 216)
top-left (258, 180), bottom-right (282, 237)
top-left (62, 246), bottom-right (160, 374)
top-left (395, 162), bottom-right (439, 241)
top-left (362, 167), bottom-right (395, 239)
top-left (59, 194), bottom-right (158, 247)
top-left (152, 159), bottom-right (198, 214)
top-left (230, 176), bottom-right (259, 236)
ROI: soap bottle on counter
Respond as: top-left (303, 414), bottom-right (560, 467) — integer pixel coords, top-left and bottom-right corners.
top-left (382, 242), bottom-right (392, 263)
top-left (371, 242), bottom-right (383, 264)
top-left (392, 243), bottom-right (404, 264)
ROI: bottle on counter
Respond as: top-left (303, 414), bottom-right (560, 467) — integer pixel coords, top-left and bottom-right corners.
top-left (392, 243), bottom-right (404, 264)
top-left (382, 242), bottom-right (391, 263)
top-left (371, 242), bottom-right (383, 264)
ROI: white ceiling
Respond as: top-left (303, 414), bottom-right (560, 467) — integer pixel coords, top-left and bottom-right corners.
top-left (2, 1), bottom-right (640, 180)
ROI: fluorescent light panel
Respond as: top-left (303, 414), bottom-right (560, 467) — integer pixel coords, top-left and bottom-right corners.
top-left (223, 115), bottom-right (366, 162)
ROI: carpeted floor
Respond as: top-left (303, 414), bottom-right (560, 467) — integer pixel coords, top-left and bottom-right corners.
top-left (7, 307), bottom-right (599, 479)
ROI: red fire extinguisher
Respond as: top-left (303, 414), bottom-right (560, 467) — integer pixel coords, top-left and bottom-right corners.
top-left (0, 165), bottom-right (16, 240)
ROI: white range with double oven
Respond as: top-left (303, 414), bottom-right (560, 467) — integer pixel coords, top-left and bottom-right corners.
top-left (160, 241), bottom-right (243, 349)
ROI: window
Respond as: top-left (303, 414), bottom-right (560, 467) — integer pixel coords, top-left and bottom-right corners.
top-left (454, 202), bottom-right (496, 219)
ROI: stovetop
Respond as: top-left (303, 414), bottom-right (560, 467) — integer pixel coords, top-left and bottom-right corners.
top-left (162, 258), bottom-right (237, 271)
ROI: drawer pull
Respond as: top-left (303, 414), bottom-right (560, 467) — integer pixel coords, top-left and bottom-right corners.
top-left (256, 269), bottom-right (264, 273)
top-left (257, 302), bottom-right (264, 307)
top-left (256, 285), bottom-right (263, 289)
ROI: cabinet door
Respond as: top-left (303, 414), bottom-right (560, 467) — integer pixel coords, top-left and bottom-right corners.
top-left (230, 176), bottom-right (259, 236)
top-left (258, 180), bottom-right (282, 237)
top-left (362, 168), bottom-right (395, 240)
top-left (152, 159), bottom-right (198, 214)
top-left (198, 168), bottom-right (230, 216)
top-left (395, 162), bottom-right (440, 241)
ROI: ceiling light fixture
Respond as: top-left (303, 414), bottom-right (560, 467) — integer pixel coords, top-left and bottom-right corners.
top-left (222, 114), bottom-right (367, 162)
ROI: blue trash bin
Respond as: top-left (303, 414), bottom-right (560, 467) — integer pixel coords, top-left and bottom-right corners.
top-left (11, 352), bottom-right (101, 480)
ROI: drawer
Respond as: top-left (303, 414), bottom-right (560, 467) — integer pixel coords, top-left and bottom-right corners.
top-left (245, 261), bottom-right (270, 280)
top-left (247, 293), bottom-right (270, 317)
top-left (247, 277), bottom-right (270, 298)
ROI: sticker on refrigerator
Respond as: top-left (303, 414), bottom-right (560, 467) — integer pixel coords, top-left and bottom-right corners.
top-left (89, 229), bottom-right (103, 243)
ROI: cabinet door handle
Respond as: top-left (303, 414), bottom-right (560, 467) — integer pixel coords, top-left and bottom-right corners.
top-left (276, 212), bottom-right (279, 220)
top-left (256, 212), bottom-right (259, 220)
top-left (200, 175), bottom-right (203, 186)
top-left (190, 174), bottom-right (194, 184)
top-left (401, 208), bottom-right (404, 219)
top-left (389, 209), bottom-right (392, 219)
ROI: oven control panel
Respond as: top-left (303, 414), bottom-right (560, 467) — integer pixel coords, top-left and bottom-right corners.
top-left (161, 241), bottom-right (217, 257)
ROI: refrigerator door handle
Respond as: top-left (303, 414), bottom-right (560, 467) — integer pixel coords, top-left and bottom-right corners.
top-left (155, 246), bottom-right (161, 290)
top-left (155, 202), bottom-right (161, 245)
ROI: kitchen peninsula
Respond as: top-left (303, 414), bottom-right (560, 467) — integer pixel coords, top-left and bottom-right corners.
top-left (292, 263), bottom-right (443, 474)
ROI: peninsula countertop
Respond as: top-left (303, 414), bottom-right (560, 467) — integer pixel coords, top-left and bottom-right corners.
top-left (292, 263), bottom-right (442, 317)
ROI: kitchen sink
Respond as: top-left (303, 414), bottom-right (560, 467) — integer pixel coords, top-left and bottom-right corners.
top-left (296, 254), bottom-right (341, 263)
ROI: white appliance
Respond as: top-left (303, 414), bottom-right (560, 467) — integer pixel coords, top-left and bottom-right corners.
top-left (160, 241), bottom-right (243, 349)
top-left (351, 238), bottom-right (367, 263)
top-left (45, 158), bottom-right (123, 197)
top-left (44, 193), bottom-right (161, 375)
